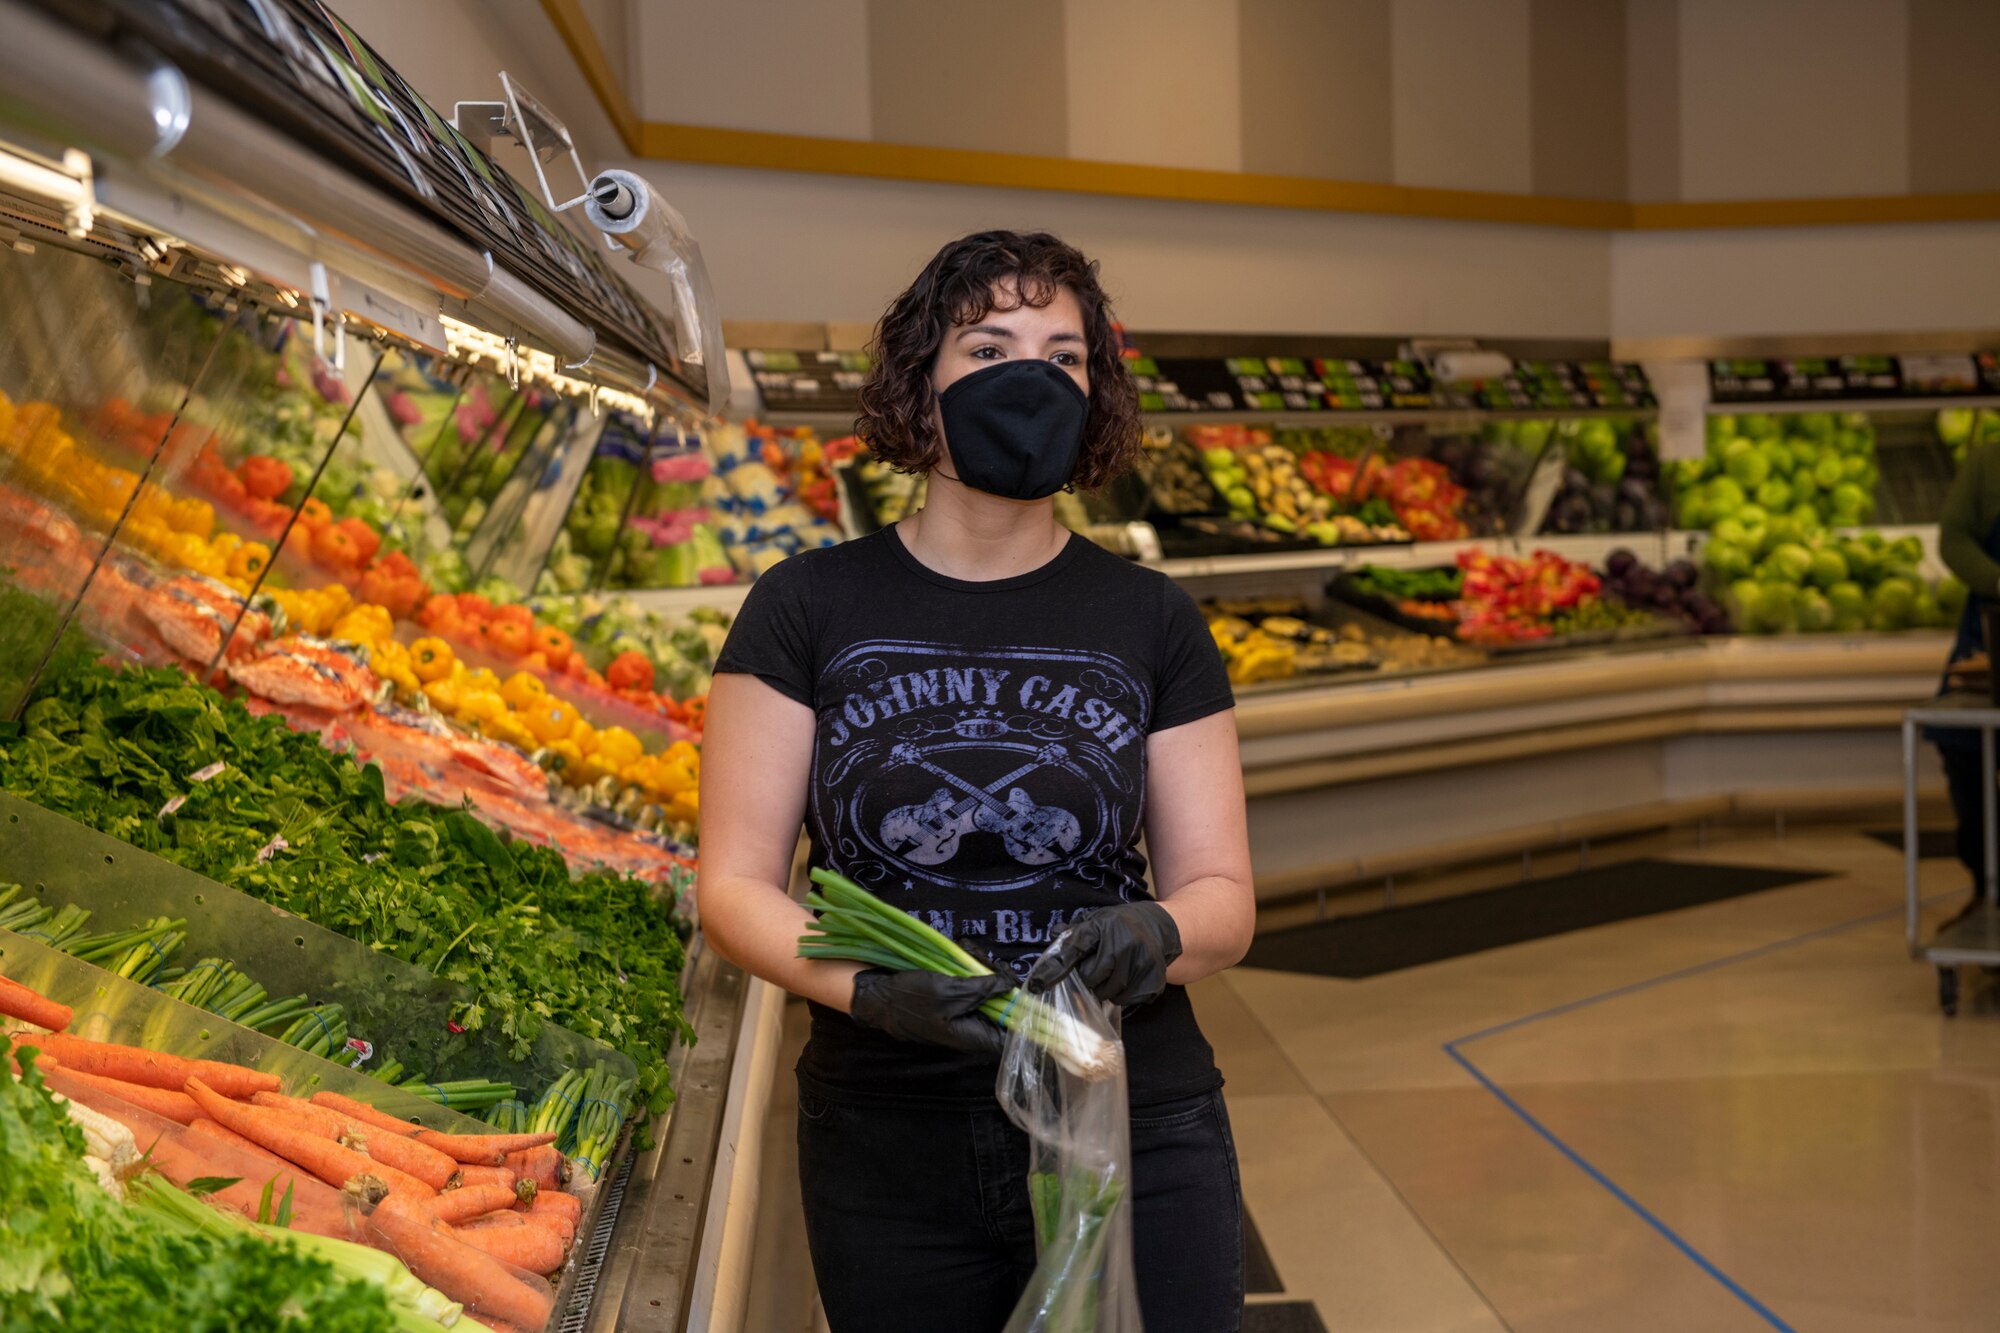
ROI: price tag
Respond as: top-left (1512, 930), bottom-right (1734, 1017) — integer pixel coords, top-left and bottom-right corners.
top-left (1899, 354), bottom-right (1977, 395)
top-left (1648, 359), bottom-right (1710, 462)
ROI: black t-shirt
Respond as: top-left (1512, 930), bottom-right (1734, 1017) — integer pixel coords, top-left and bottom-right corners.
top-left (714, 525), bottom-right (1235, 1106)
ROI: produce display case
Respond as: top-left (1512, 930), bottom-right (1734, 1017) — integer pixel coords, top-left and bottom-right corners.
top-left (0, 2), bottom-right (769, 1327)
top-left (723, 330), bottom-right (1984, 718)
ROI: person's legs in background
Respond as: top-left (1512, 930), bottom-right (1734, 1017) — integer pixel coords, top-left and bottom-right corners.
top-left (1940, 742), bottom-right (1992, 923)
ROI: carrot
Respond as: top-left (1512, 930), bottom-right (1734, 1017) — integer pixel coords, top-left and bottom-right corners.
top-left (57, 1067), bottom-right (201, 1124)
top-left (428, 1184), bottom-right (523, 1226)
top-left (454, 1164), bottom-right (517, 1191)
top-left (413, 1129), bottom-right (557, 1164)
top-left (526, 1189), bottom-right (581, 1229)
top-left (451, 1219), bottom-right (567, 1275)
top-left (186, 1077), bottom-right (433, 1198)
top-left (251, 1090), bottom-right (348, 1133)
top-left (31, 1032), bottom-right (279, 1097)
top-left (365, 1190), bottom-right (555, 1330)
top-left (504, 1144), bottom-right (565, 1192)
top-left (189, 1117), bottom-right (305, 1184)
top-left (0, 975), bottom-right (72, 1031)
top-left (253, 1091), bottom-right (461, 1190)
top-left (311, 1089), bottom-right (423, 1137)
top-left (461, 1211), bottom-right (529, 1231)
top-left (517, 1204), bottom-right (574, 1250)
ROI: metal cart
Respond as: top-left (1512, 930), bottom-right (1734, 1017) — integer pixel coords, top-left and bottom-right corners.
top-left (1904, 697), bottom-right (2000, 1014)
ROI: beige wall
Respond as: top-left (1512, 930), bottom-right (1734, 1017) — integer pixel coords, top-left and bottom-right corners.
top-left (638, 0), bottom-right (871, 141)
top-left (1677, 0), bottom-right (1910, 201)
top-left (1611, 220), bottom-right (2000, 340)
top-left (328, 0), bottom-right (2000, 346)
top-left (1065, 0), bottom-right (1243, 173)
top-left (598, 0), bottom-right (2000, 208)
top-left (1391, 0), bottom-right (1533, 194)
top-left (607, 156), bottom-right (1614, 337)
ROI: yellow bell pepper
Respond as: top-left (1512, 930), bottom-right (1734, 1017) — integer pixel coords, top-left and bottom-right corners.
top-left (592, 726), bottom-right (644, 770)
top-left (455, 689), bottom-right (509, 729)
top-left (489, 714), bottom-right (538, 752)
top-left (369, 640), bottom-right (419, 696)
top-left (570, 752), bottom-right (615, 787)
top-left (544, 738), bottom-right (584, 778)
top-left (227, 541), bottom-right (272, 582)
top-left (499, 671), bottom-right (548, 711)
top-left (523, 700), bottom-right (579, 746)
top-left (169, 496), bottom-right (215, 539)
top-left (410, 637), bottom-right (456, 684)
top-left (421, 676), bottom-right (464, 713)
top-left (568, 718), bottom-right (597, 757)
top-left (331, 604), bottom-right (393, 649)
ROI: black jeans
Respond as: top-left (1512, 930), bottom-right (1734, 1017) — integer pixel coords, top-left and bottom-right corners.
top-left (1942, 743), bottom-right (1993, 888)
top-left (797, 1070), bottom-right (1244, 1333)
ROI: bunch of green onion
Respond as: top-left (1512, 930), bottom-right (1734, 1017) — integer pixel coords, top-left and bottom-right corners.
top-left (483, 1098), bottom-right (530, 1132)
top-left (528, 1067), bottom-right (588, 1143)
top-left (75, 916), bottom-right (188, 982)
top-left (0, 882), bottom-right (44, 931)
top-left (796, 868), bottom-right (1120, 1081)
top-left (570, 1065), bottom-right (634, 1180)
top-left (157, 958), bottom-right (317, 1035)
top-left (276, 1003), bottom-right (355, 1063)
top-left (17, 902), bottom-right (91, 949)
top-left (391, 1076), bottom-right (516, 1113)
top-left (527, 1063), bottom-right (632, 1176)
top-left (1025, 1168), bottom-right (1127, 1333)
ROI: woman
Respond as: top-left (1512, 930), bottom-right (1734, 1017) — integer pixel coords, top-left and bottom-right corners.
top-left (698, 230), bottom-right (1256, 1332)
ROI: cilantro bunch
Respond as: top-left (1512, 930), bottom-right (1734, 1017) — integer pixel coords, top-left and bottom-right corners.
top-left (0, 657), bottom-right (692, 1116)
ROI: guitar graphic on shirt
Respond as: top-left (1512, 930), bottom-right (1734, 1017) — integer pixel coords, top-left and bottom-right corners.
top-left (880, 743), bottom-right (1082, 867)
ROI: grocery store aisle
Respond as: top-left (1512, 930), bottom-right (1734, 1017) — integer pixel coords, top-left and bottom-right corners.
top-left (1208, 825), bottom-right (2000, 1332)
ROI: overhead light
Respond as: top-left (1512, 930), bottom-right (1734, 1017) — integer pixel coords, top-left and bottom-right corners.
top-left (440, 314), bottom-right (660, 424)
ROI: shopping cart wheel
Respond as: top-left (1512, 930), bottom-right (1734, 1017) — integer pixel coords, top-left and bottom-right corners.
top-left (1939, 966), bottom-right (1960, 1017)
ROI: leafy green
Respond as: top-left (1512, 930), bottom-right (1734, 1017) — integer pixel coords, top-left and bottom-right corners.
top-left (1349, 565), bottom-right (1463, 603)
top-left (0, 656), bottom-right (692, 1115)
top-left (0, 1040), bottom-right (398, 1331)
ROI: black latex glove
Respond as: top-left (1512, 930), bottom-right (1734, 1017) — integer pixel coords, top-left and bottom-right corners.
top-left (848, 967), bottom-right (1014, 1056)
top-left (1025, 902), bottom-right (1183, 1007)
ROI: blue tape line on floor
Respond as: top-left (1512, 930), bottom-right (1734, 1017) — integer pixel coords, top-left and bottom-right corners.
top-left (1443, 890), bottom-right (1960, 1332)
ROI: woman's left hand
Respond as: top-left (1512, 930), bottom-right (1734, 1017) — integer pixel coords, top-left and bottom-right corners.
top-left (1025, 901), bottom-right (1183, 1007)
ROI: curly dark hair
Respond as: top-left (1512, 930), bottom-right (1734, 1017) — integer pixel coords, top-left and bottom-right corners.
top-left (855, 230), bottom-right (1142, 490)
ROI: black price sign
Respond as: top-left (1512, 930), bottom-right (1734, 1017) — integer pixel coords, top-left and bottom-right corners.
top-left (748, 349), bottom-right (871, 412)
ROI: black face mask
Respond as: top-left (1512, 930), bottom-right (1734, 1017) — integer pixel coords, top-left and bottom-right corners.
top-left (936, 359), bottom-right (1089, 501)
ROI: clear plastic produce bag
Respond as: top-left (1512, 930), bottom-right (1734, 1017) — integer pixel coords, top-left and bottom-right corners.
top-left (997, 971), bottom-right (1144, 1333)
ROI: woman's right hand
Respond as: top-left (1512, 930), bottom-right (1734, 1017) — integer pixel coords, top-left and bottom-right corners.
top-left (848, 968), bottom-right (1014, 1055)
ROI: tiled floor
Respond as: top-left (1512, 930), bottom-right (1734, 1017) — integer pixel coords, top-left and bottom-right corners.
top-left (745, 824), bottom-right (2000, 1330)
top-left (1209, 825), bottom-right (2000, 1331)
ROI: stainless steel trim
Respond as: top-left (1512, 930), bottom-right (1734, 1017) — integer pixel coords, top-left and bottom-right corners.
top-left (584, 940), bottom-right (753, 1331)
top-left (0, 1), bottom-right (644, 395)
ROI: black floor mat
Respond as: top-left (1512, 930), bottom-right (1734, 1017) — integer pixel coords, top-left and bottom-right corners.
top-left (1242, 1302), bottom-right (1329, 1332)
top-left (1866, 828), bottom-right (1959, 860)
top-left (1243, 859), bottom-right (1825, 979)
top-left (1244, 1207), bottom-right (1281, 1294)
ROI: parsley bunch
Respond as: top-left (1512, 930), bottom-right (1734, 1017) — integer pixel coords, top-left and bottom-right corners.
top-left (0, 657), bottom-right (692, 1116)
